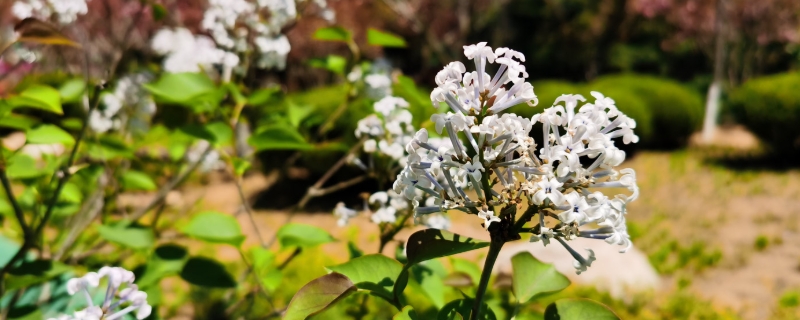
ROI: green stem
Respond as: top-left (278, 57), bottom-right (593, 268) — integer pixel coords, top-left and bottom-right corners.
top-left (471, 239), bottom-right (504, 320)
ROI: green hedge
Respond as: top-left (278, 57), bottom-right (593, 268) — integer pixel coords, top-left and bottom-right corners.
top-left (727, 72), bottom-right (800, 154)
top-left (590, 74), bottom-right (704, 149)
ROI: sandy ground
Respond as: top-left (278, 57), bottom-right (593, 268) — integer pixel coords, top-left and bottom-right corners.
top-left (117, 126), bottom-right (800, 320)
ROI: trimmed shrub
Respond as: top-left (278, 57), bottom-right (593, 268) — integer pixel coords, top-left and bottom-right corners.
top-left (590, 74), bottom-right (704, 149)
top-left (727, 72), bottom-right (800, 155)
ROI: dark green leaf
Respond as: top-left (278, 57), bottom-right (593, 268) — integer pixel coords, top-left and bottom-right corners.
top-left (276, 223), bottom-right (334, 249)
top-left (367, 28), bottom-right (407, 48)
top-left (181, 211), bottom-right (245, 246)
top-left (544, 298), bottom-right (620, 320)
top-left (178, 124), bottom-right (217, 142)
top-left (327, 254), bottom-right (403, 300)
top-left (313, 26), bottom-right (351, 42)
top-left (438, 299), bottom-right (496, 320)
top-left (26, 124), bottom-right (73, 145)
top-left (96, 224), bottom-right (155, 250)
top-left (5, 85), bottom-right (63, 114)
top-left (248, 124), bottom-right (313, 151)
top-left (511, 252), bottom-right (570, 304)
top-left (151, 3), bottom-right (167, 21)
top-left (284, 272), bottom-right (356, 320)
top-left (247, 88), bottom-right (280, 106)
top-left (347, 241), bottom-right (363, 260)
top-left (394, 306), bottom-right (421, 320)
top-left (180, 257), bottom-right (236, 288)
top-left (405, 229), bottom-right (489, 265)
top-left (5, 259), bottom-right (71, 291)
top-left (121, 171), bottom-right (157, 191)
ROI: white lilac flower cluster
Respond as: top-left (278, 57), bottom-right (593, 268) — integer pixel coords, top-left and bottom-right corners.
top-left (186, 139), bottom-right (225, 173)
top-left (151, 28), bottom-right (239, 74)
top-left (48, 267), bottom-right (151, 320)
top-left (90, 73), bottom-right (156, 134)
top-left (394, 42), bottom-right (640, 274)
top-left (201, 0), bottom-right (333, 70)
top-left (12, 0), bottom-right (88, 25)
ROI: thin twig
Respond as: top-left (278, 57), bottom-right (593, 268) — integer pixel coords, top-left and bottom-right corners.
top-left (0, 150), bottom-right (30, 235)
top-left (234, 176), bottom-right (267, 247)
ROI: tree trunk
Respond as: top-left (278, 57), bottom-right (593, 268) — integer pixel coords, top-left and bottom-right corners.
top-left (701, 0), bottom-right (727, 143)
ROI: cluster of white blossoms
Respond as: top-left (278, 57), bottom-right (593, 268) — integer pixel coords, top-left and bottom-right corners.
top-left (335, 64), bottom-right (450, 229)
top-left (186, 139), bottom-right (225, 173)
top-left (151, 28), bottom-right (239, 74)
top-left (12, 0), bottom-right (88, 25)
top-left (48, 267), bottom-right (151, 320)
top-left (90, 73), bottom-right (156, 134)
top-left (202, 0), bottom-right (333, 70)
top-left (394, 42), bottom-right (640, 274)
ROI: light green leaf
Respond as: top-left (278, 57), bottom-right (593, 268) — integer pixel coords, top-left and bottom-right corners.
top-left (512, 252), bottom-right (571, 304)
top-left (412, 261), bottom-right (446, 308)
top-left (57, 182), bottom-right (82, 203)
top-left (181, 211), bottom-right (245, 246)
top-left (248, 124), bottom-right (313, 151)
top-left (326, 254), bottom-right (403, 300)
top-left (309, 55), bottom-right (347, 75)
top-left (247, 88), bottom-right (280, 106)
top-left (137, 244), bottom-right (189, 287)
top-left (96, 224), bottom-right (155, 250)
top-left (0, 114), bottom-right (37, 130)
top-left (405, 229), bottom-right (489, 265)
top-left (394, 306), bottom-right (421, 320)
top-left (26, 124), bottom-right (74, 145)
top-left (5, 85), bottom-right (63, 114)
top-left (58, 79), bottom-right (86, 103)
top-left (205, 121), bottom-right (233, 145)
top-left (180, 257), bottom-right (236, 288)
top-left (121, 171), bottom-right (158, 191)
top-left (367, 28), bottom-right (407, 48)
top-left (287, 103), bottom-right (315, 128)
top-left (276, 223), bottom-right (334, 249)
top-left (232, 158), bottom-right (251, 177)
top-left (313, 26), bottom-right (351, 42)
top-left (5, 154), bottom-right (43, 179)
top-left (284, 272), bottom-right (356, 320)
top-left (252, 247), bottom-right (282, 292)
top-left (144, 72), bottom-right (216, 106)
top-left (544, 298), bottom-right (620, 320)
top-left (224, 82), bottom-right (247, 106)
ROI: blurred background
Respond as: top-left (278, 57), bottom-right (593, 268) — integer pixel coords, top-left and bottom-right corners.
top-left (2, 0), bottom-right (800, 319)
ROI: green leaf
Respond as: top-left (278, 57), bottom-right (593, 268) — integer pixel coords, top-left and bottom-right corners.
top-left (58, 79), bottom-right (86, 103)
top-left (544, 298), bottom-right (620, 320)
top-left (178, 124), bottom-right (217, 142)
top-left (313, 26), bottom-right (351, 42)
top-left (144, 72), bottom-right (216, 106)
top-left (252, 247), bottom-right (283, 292)
top-left (137, 244), bottom-right (188, 287)
top-left (438, 299), bottom-right (496, 320)
top-left (181, 211), bottom-right (245, 246)
top-left (284, 272), bottom-right (356, 320)
top-left (5, 154), bottom-right (42, 179)
top-left (511, 252), bottom-right (571, 304)
top-left (367, 28), bottom-right (407, 48)
top-left (151, 3), bottom-right (167, 21)
top-left (85, 136), bottom-right (133, 160)
top-left (205, 121), bottom-right (233, 145)
top-left (405, 229), bottom-right (489, 265)
top-left (5, 85), bottom-right (63, 114)
top-left (276, 223), bottom-right (334, 249)
top-left (287, 103), bottom-right (315, 128)
top-left (309, 55), bottom-right (347, 75)
top-left (26, 124), bottom-right (74, 145)
top-left (412, 261), bottom-right (446, 308)
top-left (326, 254), bottom-right (403, 300)
top-left (5, 259), bottom-right (72, 291)
top-left (57, 182), bottom-right (82, 203)
top-left (451, 258), bottom-right (481, 286)
top-left (121, 170), bottom-right (157, 191)
top-left (248, 124), bottom-right (313, 151)
top-left (247, 88), bottom-right (280, 106)
top-left (347, 241), bottom-right (363, 260)
top-left (0, 114), bottom-right (37, 130)
top-left (232, 158), bottom-right (251, 177)
top-left (394, 306), bottom-right (421, 320)
top-left (180, 257), bottom-right (236, 288)
top-left (96, 224), bottom-right (155, 250)
top-left (224, 83), bottom-right (247, 106)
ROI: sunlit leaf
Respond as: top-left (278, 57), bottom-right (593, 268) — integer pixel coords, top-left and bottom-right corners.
top-left (96, 224), bottom-right (155, 250)
top-left (58, 79), bottom-right (86, 103)
top-left (327, 254), bottom-right (403, 300)
top-left (144, 72), bottom-right (217, 106)
top-left (252, 247), bottom-right (282, 292)
top-left (0, 114), bottom-right (37, 130)
top-left (405, 229), bottom-right (489, 265)
top-left (544, 298), bottom-right (620, 320)
top-left (367, 28), bottom-right (407, 48)
top-left (121, 171), bottom-right (157, 191)
top-left (394, 306), bottom-right (421, 320)
top-left (313, 26), bottom-right (351, 42)
top-left (284, 272), bottom-right (356, 320)
top-left (309, 55), bottom-right (347, 75)
top-left (26, 124), bottom-right (74, 145)
top-left (412, 260), bottom-right (446, 308)
top-left (511, 252), bottom-right (570, 304)
top-left (5, 154), bottom-right (43, 179)
top-left (276, 223), bottom-right (334, 249)
top-left (287, 102), bottom-right (315, 128)
top-left (5, 85), bottom-right (63, 114)
top-left (181, 211), bottom-right (245, 246)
